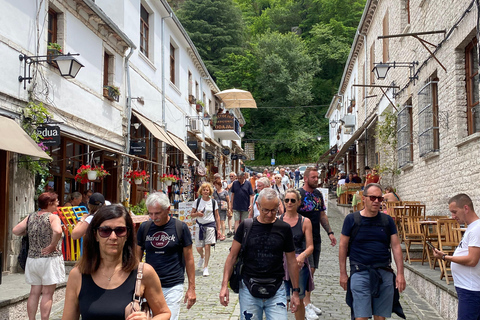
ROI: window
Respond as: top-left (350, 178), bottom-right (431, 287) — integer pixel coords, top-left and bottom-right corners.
top-left (383, 11), bottom-right (389, 63)
top-left (397, 104), bottom-right (413, 168)
top-left (188, 71), bottom-right (193, 96)
top-left (140, 5), bottom-right (149, 57)
top-left (170, 44), bottom-right (176, 84)
top-left (418, 78), bottom-right (439, 156)
top-left (103, 52), bottom-right (114, 87)
top-left (465, 38), bottom-right (480, 135)
top-left (370, 44), bottom-right (375, 84)
top-left (48, 8), bottom-right (57, 45)
top-left (195, 81), bottom-right (199, 99)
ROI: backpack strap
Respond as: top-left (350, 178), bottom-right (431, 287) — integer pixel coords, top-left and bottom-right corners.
top-left (347, 211), bottom-right (392, 257)
top-left (141, 220), bottom-right (153, 250)
top-left (239, 218), bottom-right (254, 257)
top-left (195, 197), bottom-right (201, 211)
top-left (174, 218), bottom-right (185, 267)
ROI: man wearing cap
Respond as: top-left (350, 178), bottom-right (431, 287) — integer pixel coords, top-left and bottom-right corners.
top-left (71, 192), bottom-right (105, 240)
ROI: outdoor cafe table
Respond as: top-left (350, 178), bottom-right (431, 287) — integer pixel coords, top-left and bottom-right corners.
top-left (418, 220), bottom-right (438, 268)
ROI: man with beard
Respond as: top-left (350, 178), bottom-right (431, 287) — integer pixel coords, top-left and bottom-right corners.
top-left (298, 167), bottom-right (337, 320)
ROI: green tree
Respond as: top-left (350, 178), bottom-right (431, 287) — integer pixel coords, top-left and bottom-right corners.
top-left (176, 0), bottom-right (246, 80)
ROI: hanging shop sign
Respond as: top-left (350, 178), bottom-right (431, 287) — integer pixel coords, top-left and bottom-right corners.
top-left (36, 125), bottom-right (61, 147)
top-left (206, 152), bottom-right (215, 160)
top-left (222, 148), bottom-right (230, 155)
top-left (330, 146), bottom-right (337, 155)
top-left (130, 141), bottom-right (146, 156)
top-left (215, 113), bottom-right (235, 130)
top-left (231, 154), bottom-right (238, 160)
top-left (239, 155), bottom-right (247, 160)
top-left (187, 140), bottom-right (198, 150)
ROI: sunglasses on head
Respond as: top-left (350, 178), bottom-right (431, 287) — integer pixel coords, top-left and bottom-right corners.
top-left (97, 226), bottom-right (129, 238)
top-left (364, 195), bottom-right (384, 202)
top-left (284, 198), bottom-right (297, 203)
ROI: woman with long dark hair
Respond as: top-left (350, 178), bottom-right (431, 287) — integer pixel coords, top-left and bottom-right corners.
top-left (62, 204), bottom-right (170, 320)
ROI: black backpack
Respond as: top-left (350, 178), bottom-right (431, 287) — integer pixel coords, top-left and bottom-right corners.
top-left (229, 218), bottom-right (253, 293)
top-left (347, 211), bottom-right (392, 258)
top-left (141, 218), bottom-right (185, 266)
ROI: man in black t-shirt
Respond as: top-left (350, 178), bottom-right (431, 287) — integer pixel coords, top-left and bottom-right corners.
top-left (220, 188), bottom-right (300, 318)
top-left (297, 167), bottom-right (337, 318)
top-left (137, 193), bottom-right (196, 320)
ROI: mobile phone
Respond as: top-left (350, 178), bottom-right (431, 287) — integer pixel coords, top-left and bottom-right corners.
top-left (425, 241), bottom-right (437, 251)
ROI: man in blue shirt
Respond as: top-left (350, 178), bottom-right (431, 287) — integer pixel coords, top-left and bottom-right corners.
top-left (230, 171), bottom-right (254, 232)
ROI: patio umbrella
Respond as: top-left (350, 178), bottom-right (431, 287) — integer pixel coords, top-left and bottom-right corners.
top-left (215, 89), bottom-right (257, 109)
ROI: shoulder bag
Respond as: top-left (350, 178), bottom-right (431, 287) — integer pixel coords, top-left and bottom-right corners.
top-left (125, 262), bottom-right (152, 319)
top-left (229, 218), bottom-right (253, 293)
top-left (18, 214), bottom-right (31, 270)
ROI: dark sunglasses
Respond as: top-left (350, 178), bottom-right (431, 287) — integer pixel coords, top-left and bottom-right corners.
top-left (284, 198), bottom-right (297, 203)
top-left (364, 195), bottom-right (384, 202)
top-left (97, 226), bottom-right (129, 238)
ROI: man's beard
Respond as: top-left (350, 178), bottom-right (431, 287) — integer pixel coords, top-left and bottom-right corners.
top-left (307, 180), bottom-right (318, 189)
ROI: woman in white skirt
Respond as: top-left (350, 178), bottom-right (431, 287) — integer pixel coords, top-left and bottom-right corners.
top-left (13, 192), bottom-right (64, 320)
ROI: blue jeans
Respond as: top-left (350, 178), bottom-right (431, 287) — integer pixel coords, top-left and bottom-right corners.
top-left (239, 279), bottom-right (288, 320)
top-left (162, 283), bottom-right (184, 320)
top-left (456, 287), bottom-right (480, 320)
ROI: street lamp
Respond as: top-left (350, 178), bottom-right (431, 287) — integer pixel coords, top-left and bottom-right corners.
top-left (372, 61), bottom-right (419, 83)
top-left (202, 114), bottom-right (211, 127)
top-left (19, 53), bottom-right (84, 89)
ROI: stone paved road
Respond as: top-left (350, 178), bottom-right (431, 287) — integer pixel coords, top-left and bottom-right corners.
top-left (46, 200), bottom-right (443, 319)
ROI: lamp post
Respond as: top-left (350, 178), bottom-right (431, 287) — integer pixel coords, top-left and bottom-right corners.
top-left (372, 61), bottom-right (419, 84)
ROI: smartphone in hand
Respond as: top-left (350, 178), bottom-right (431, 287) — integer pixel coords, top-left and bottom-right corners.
top-left (426, 241), bottom-right (437, 251)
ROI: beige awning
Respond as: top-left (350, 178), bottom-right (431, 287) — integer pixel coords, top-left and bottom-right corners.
top-left (215, 89), bottom-right (257, 109)
top-left (205, 136), bottom-right (222, 149)
top-left (133, 111), bottom-right (177, 146)
top-left (167, 131), bottom-right (199, 161)
top-left (0, 117), bottom-right (52, 160)
top-left (333, 114), bottom-right (377, 162)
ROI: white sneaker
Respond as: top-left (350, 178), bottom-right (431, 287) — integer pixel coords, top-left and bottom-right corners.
top-left (307, 303), bottom-right (323, 315)
top-left (197, 257), bottom-right (204, 269)
top-left (203, 267), bottom-right (209, 276)
top-left (305, 305), bottom-right (319, 320)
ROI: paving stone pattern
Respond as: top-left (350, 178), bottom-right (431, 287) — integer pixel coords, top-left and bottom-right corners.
top-left (44, 201), bottom-right (443, 319)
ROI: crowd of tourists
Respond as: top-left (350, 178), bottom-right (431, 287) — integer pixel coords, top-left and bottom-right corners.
top-left (12, 165), bottom-right (480, 320)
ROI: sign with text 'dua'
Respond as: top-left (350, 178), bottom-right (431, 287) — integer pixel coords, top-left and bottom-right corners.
top-left (37, 125), bottom-right (61, 147)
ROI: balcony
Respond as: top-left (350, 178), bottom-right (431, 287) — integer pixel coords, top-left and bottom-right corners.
top-left (213, 113), bottom-right (241, 140)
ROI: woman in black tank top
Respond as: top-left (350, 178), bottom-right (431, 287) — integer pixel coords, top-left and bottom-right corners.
top-left (281, 189), bottom-right (314, 320)
top-left (62, 204), bottom-right (171, 320)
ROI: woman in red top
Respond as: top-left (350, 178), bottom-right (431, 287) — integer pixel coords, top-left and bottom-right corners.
top-left (364, 168), bottom-right (380, 187)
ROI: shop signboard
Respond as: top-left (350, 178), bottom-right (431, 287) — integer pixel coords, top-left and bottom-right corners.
top-left (231, 154), bottom-right (238, 160)
top-left (222, 148), bottom-right (230, 155)
top-left (129, 141), bottom-right (146, 156)
top-left (178, 201), bottom-right (195, 240)
top-left (36, 125), bottom-right (61, 147)
top-left (271, 158), bottom-right (275, 165)
top-left (317, 188), bottom-right (329, 214)
top-left (214, 113), bottom-right (235, 130)
top-left (187, 140), bottom-right (198, 150)
top-left (206, 152), bottom-right (215, 160)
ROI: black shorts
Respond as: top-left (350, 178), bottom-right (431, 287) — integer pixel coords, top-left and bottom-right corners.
top-left (308, 239), bottom-right (321, 269)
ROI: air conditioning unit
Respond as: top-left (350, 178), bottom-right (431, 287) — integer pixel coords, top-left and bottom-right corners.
top-left (190, 119), bottom-right (201, 132)
top-left (342, 115), bottom-right (356, 128)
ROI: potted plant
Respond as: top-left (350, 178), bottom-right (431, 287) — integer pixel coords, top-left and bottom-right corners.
top-left (103, 85), bottom-right (120, 102)
top-left (47, 42), bottom-right (62, 66)
top-left (196, 101), bottom-right (204, 113)
top-left (75, 165), bottom-right (110, 184)
top-left (160, 174), bottom-right (179, 186)
top-left (124, 169), bottom-right (150, 185)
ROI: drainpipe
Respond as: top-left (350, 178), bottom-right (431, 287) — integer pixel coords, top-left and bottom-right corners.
top-left (124, 47), bottom-right (134, 201)
top-left (161, 13), bottom-right (173, 170)
top-left (359, 31), bottom-right (369, 167)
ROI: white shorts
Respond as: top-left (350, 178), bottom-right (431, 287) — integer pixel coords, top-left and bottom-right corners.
top-left (25, 255), bottom-right (65, 285)
top-left (195, 226), bottom-right (216, 247)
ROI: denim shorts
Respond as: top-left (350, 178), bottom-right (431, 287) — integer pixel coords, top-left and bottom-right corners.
top-left (284, 264), bottom-right (310, 299)
top-left (239, 279), bottom-right (287, 320)
top-left (350, 269), bottom-right (394, 318)
top-left (162, 283), bottom-right (184, 320)
top-left (308, 239), bottom-right (321, 269)
top-left (456, 286), bottom-right (480, 320)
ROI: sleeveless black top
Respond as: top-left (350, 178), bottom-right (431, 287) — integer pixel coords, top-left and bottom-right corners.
top-left (281, 215), bottom-right (306, 255)
top-left (78, 269), bottom-right (136, 319)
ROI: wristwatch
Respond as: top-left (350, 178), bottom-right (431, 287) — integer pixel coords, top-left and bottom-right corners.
top-left (328, 231), bottom-right (334, 236)
top-left (292, 288), bottom-right (300, 293)
top-left (442, 254), bottom-right (447, 261)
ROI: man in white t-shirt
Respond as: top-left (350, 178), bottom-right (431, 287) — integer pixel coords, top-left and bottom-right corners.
top-left (433, 193), bottom-right (480, 320)
top-left (280, 168), bottom-right (290, 188)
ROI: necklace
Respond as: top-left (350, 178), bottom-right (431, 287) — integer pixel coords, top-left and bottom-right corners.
top-left (102, 266), bottom-right (120, 281)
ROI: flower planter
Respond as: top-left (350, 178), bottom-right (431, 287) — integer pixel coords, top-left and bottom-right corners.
top-left (47, 49), bottom-right (61, 67)
top-left (87, 170), bottom-right (98, 181)
top-left (134, 178), bottom-right (143, 185)
top-left (103, 86), bottom-right (120, 102)
top-left (165, 180), bottom-right (173, 186)
top-left (196, 103), bottom-right (203, 112)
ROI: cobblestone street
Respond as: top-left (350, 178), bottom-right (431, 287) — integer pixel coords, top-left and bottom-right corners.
top-left (44, 200), bottom-right (444, 320)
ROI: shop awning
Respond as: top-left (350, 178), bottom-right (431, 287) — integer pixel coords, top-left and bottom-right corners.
top-left (167, 131), bottom-right (200, 161)
top-left (0, 116), bottom-right (52, 160)
top-left (318, 145), bottom-right (337, 163)
top-left (333, 114), bottom-right (377, 162)
top-left (205, 136), bottom-right (222, 149)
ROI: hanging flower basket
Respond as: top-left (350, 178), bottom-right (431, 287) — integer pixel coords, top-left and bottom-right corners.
top-left (75, 165), bottom-right (110, 184)
top-left (124, 169), bottom-right (150, 184)
top-left (160, 174), bottom-right (179, 185)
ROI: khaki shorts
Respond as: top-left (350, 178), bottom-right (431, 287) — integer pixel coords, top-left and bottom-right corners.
top-left (25, 255), bottom-right (65, 285)
top-left (195, 226), bottom-right (216, 247)
top-left (233, 210), bottom-right (249, 222)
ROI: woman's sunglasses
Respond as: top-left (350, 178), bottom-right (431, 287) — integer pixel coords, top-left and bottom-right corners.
top-left (97, 226), bottom-right (129, 238)
top-left (284, 198), bottom-right (297, 203)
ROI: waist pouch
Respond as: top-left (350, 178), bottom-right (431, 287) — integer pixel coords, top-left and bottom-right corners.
top-left (244, 276), bottom-right (282, 299)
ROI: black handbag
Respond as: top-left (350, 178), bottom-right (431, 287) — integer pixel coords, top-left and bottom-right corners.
top-left (228, 218), bottom-right (253, 293)
top-left (18, 215), bottom-right (30, 270)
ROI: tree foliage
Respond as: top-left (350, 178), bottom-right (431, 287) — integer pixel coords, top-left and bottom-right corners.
top-left (172, 0), bottom-right (366, 165)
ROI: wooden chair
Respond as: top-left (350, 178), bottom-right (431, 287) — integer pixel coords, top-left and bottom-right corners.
top-left (337, 184), bottom-right (348, 204)
top-left (404, 204), bottom-right (426, 218)
top-left (437, 219), bottom-right (463, 284)
top-left (402, 215), bottom-right (424, 264)
top-left (384, 201), bottom-right (403, 217)
top-left (345, 183), bottom-right (363, 204)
